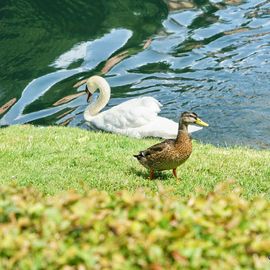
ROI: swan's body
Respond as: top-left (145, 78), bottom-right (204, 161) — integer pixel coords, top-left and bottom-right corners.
top-left (81, 76), bottom-right (202, 139)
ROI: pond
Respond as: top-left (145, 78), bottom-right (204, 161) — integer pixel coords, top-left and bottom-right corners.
top-left (0, 0), bottom-right (269, 148)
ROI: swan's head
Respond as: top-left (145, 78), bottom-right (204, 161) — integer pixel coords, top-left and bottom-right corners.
top-left (85, 77), bottom-right (97, 103)
top-left (181, 112), bottom-right (209, 127)
top-left (85, 75), bottom-right (111, 103)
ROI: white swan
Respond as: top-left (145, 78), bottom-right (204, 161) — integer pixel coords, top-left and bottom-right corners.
top-left (78, 75), bottom-right (202, 138)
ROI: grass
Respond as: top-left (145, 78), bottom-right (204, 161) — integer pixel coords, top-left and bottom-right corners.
top-left (0, 125), bottom-right (270, 198)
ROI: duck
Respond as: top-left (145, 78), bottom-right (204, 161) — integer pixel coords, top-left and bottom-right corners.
top-left (134, 112), bottom-right (208, 179)
top-left (74, 75), bottom-right (203, 139)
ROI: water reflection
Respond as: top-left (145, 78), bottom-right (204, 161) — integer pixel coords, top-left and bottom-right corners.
top-left (0, 0), bottom-right (270, 148)
top-left (3, 28), bottom-right (133, 125)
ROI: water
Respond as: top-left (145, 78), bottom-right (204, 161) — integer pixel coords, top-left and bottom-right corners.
top-left (0, 0), bottom-right (270, 148)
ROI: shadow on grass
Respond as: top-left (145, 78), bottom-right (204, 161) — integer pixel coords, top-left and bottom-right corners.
top-left (128, 167), bottom-right (172, 181)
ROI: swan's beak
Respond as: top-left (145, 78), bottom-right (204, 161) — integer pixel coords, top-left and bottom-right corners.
top-left (195, 117), bottom-right (209, 127)
top-left (85, 85), bottom-right (92, 103)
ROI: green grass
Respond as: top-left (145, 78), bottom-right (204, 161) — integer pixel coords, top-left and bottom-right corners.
top-left (0, 125), bottom-right (270, 198)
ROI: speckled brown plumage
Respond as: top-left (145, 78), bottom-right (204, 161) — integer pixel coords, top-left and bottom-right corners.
top-left (134, 112), bottom-right (208, 180)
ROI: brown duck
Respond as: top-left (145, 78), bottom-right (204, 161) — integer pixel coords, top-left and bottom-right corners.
top-left (134, 112), bottom-right (209, 180)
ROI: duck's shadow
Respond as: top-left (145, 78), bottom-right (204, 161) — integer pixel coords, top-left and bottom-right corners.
top-left (128, 167), bottom-right (172, 181)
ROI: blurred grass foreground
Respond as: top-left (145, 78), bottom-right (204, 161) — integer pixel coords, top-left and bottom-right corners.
top-left (0, 181), bottom-right (269, 269)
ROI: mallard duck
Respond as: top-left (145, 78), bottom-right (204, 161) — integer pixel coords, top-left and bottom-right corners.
top-left (74, 76), bottom-right (203, 139)
top-left (134, 112), bottom-right (209, 179)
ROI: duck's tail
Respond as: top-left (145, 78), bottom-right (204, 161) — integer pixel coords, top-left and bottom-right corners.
top-left (133, 154), bottom-right (140, 160)
top-left (133, 152), bottom-right (145, 160)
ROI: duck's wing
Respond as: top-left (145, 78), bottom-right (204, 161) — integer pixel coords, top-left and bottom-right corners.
top-left (91, 96), bottom-right (162, 130)
top-left (141, 139), bottom-right (175, 157)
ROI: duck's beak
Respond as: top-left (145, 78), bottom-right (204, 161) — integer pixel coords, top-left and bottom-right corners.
top-left (195, 117), bottom-right (209, 127)
top-left (85, 85), bottom-right (92, 103)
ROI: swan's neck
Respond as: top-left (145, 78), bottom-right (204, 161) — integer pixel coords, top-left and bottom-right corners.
top-left (84, 78), bottom-right (111, 120)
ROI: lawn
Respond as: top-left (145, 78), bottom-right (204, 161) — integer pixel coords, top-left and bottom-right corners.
top-left (0, 125), bottom-right (269, 198)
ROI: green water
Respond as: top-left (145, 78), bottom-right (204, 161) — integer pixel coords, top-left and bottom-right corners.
top-left (0, 0), bottom-right (270, 148)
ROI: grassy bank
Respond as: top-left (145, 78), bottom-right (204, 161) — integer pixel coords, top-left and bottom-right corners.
top-left (0, 125), bottom-right (269, 198)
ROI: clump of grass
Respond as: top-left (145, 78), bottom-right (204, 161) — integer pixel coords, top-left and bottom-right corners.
top-left (0, 125), bottom-right (269, 197)
top-left (0, 182), bottom-right (269, 269)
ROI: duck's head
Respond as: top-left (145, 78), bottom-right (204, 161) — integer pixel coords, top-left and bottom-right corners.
top-left (181, 111), bottom-right (209, 127)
